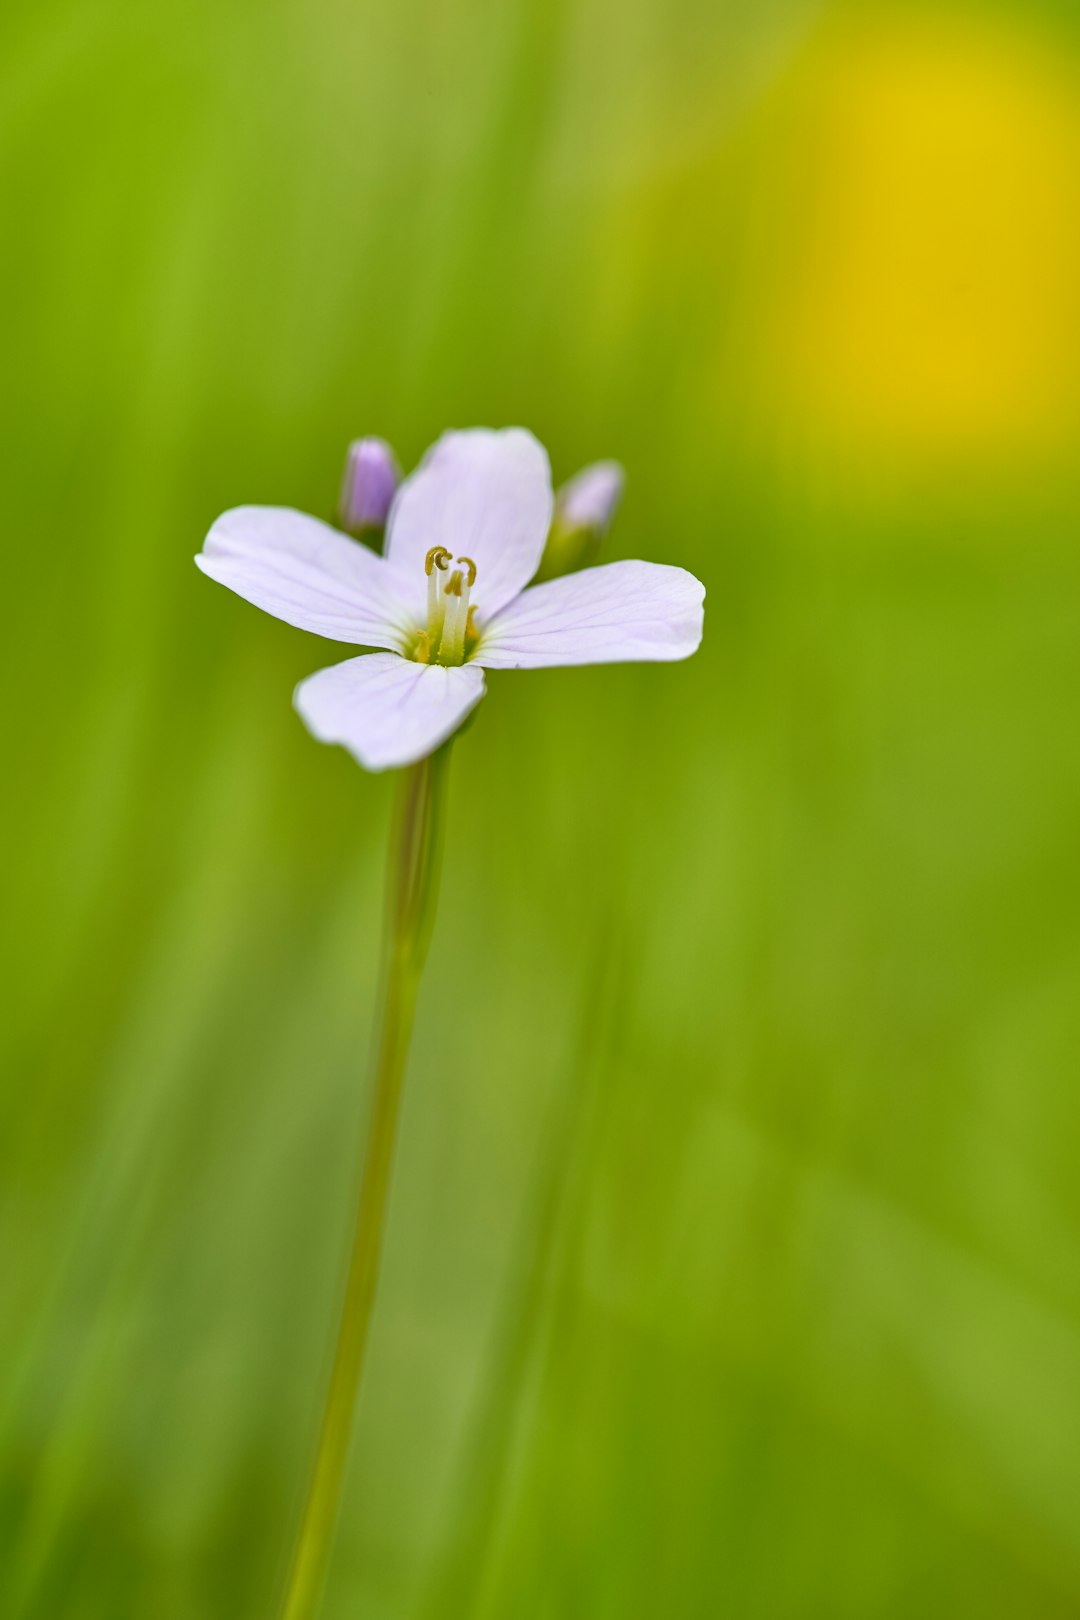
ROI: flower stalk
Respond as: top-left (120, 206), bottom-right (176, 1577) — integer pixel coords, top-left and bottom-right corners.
top-left (279, 746), bottom-right (452, 1620)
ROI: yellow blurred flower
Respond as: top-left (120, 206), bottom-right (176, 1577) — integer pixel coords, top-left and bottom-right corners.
top-left (743, 9), bottom-right (1080, 475)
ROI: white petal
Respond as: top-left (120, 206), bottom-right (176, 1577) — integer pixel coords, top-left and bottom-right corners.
top-left (384, 429), bottom-right (553, 618)
top-left (474, 560), bottom-right (705, 669)
top-left (197, 506), bottom-right (411, 648)
top-left (294, 653), bottom-right (485, 772)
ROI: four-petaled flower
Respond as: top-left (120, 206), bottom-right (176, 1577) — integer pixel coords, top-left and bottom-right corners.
top-left (196, 428), bottom-right (705, 771)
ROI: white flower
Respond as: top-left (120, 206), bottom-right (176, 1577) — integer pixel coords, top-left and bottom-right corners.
top-left (196, 428), bottom-right (705, 771)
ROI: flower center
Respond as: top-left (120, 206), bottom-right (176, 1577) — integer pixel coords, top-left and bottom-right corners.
top-left (411, 546), bottom-right (480, 666)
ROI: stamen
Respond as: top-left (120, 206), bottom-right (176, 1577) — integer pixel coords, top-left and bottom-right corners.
top-left (427, 549), bottom-right (451, 642)
top-left (416, 551), bottom-right (479, 665)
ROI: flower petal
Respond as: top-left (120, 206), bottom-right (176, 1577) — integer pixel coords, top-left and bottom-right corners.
top-left (384, 429), bottom-right (553, 618)
top-left (294, 653), bottom-right (485, 772)
top-left (474, 560), bottom-right (705, 669)
top-left (197, 506), bottom-right (411, 648)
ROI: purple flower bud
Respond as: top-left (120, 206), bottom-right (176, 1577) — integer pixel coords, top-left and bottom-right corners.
top-left (554, 460), bottom-right (624, 538)
top-left (338, 437), bottom-right (400, 534)
top-left (537, 460), bottom-right (625, 581)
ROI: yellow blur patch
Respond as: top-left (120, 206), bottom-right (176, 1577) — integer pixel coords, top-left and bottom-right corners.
top-left (748, 11), bottom-right (1080, 471)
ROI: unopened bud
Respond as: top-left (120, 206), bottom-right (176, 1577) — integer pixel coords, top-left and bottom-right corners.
top-left (338, 437), bottom-right (400, 535)
top-left (537, 460), bottom-right (625, 581)
top-left (554, 461), bottom-right (624, 539)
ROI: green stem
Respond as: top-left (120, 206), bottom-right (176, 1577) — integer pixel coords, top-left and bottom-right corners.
top-left (279, 746), bottom-right (452, 1620)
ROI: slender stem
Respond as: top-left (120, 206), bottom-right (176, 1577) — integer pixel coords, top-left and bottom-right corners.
top-left (279, 747), bottom-right (452, 1620)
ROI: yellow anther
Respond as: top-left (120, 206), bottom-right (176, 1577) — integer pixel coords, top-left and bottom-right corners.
top-left (444, 569), bottom-right (464, 597)
top-left (457, 555), bottom-right (477, 586)
top-left (425, 545), bottom-right (452, 576)
top-left (413, 630), bottom-right (431, 664)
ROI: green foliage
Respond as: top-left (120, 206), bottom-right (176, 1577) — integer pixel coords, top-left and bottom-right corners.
top-left (2, 0), bottom-right (1080, 1615)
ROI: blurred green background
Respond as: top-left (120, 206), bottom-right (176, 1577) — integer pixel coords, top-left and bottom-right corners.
top-left (3, 0), bottom-right (1080, 1614)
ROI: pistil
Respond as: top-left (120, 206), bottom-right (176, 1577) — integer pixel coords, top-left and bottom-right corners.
top-left (440, 570), bottom-right (468, 664)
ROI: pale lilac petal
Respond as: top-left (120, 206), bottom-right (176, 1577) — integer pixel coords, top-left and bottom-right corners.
top-left (474, 560), bottom-right (705, 669)
top-left (385, 428), bottom-right (553, 618)
top-left (197, 506), bottom-right (412, 648)
top-left (294, 653), bottom-right (485, 771)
